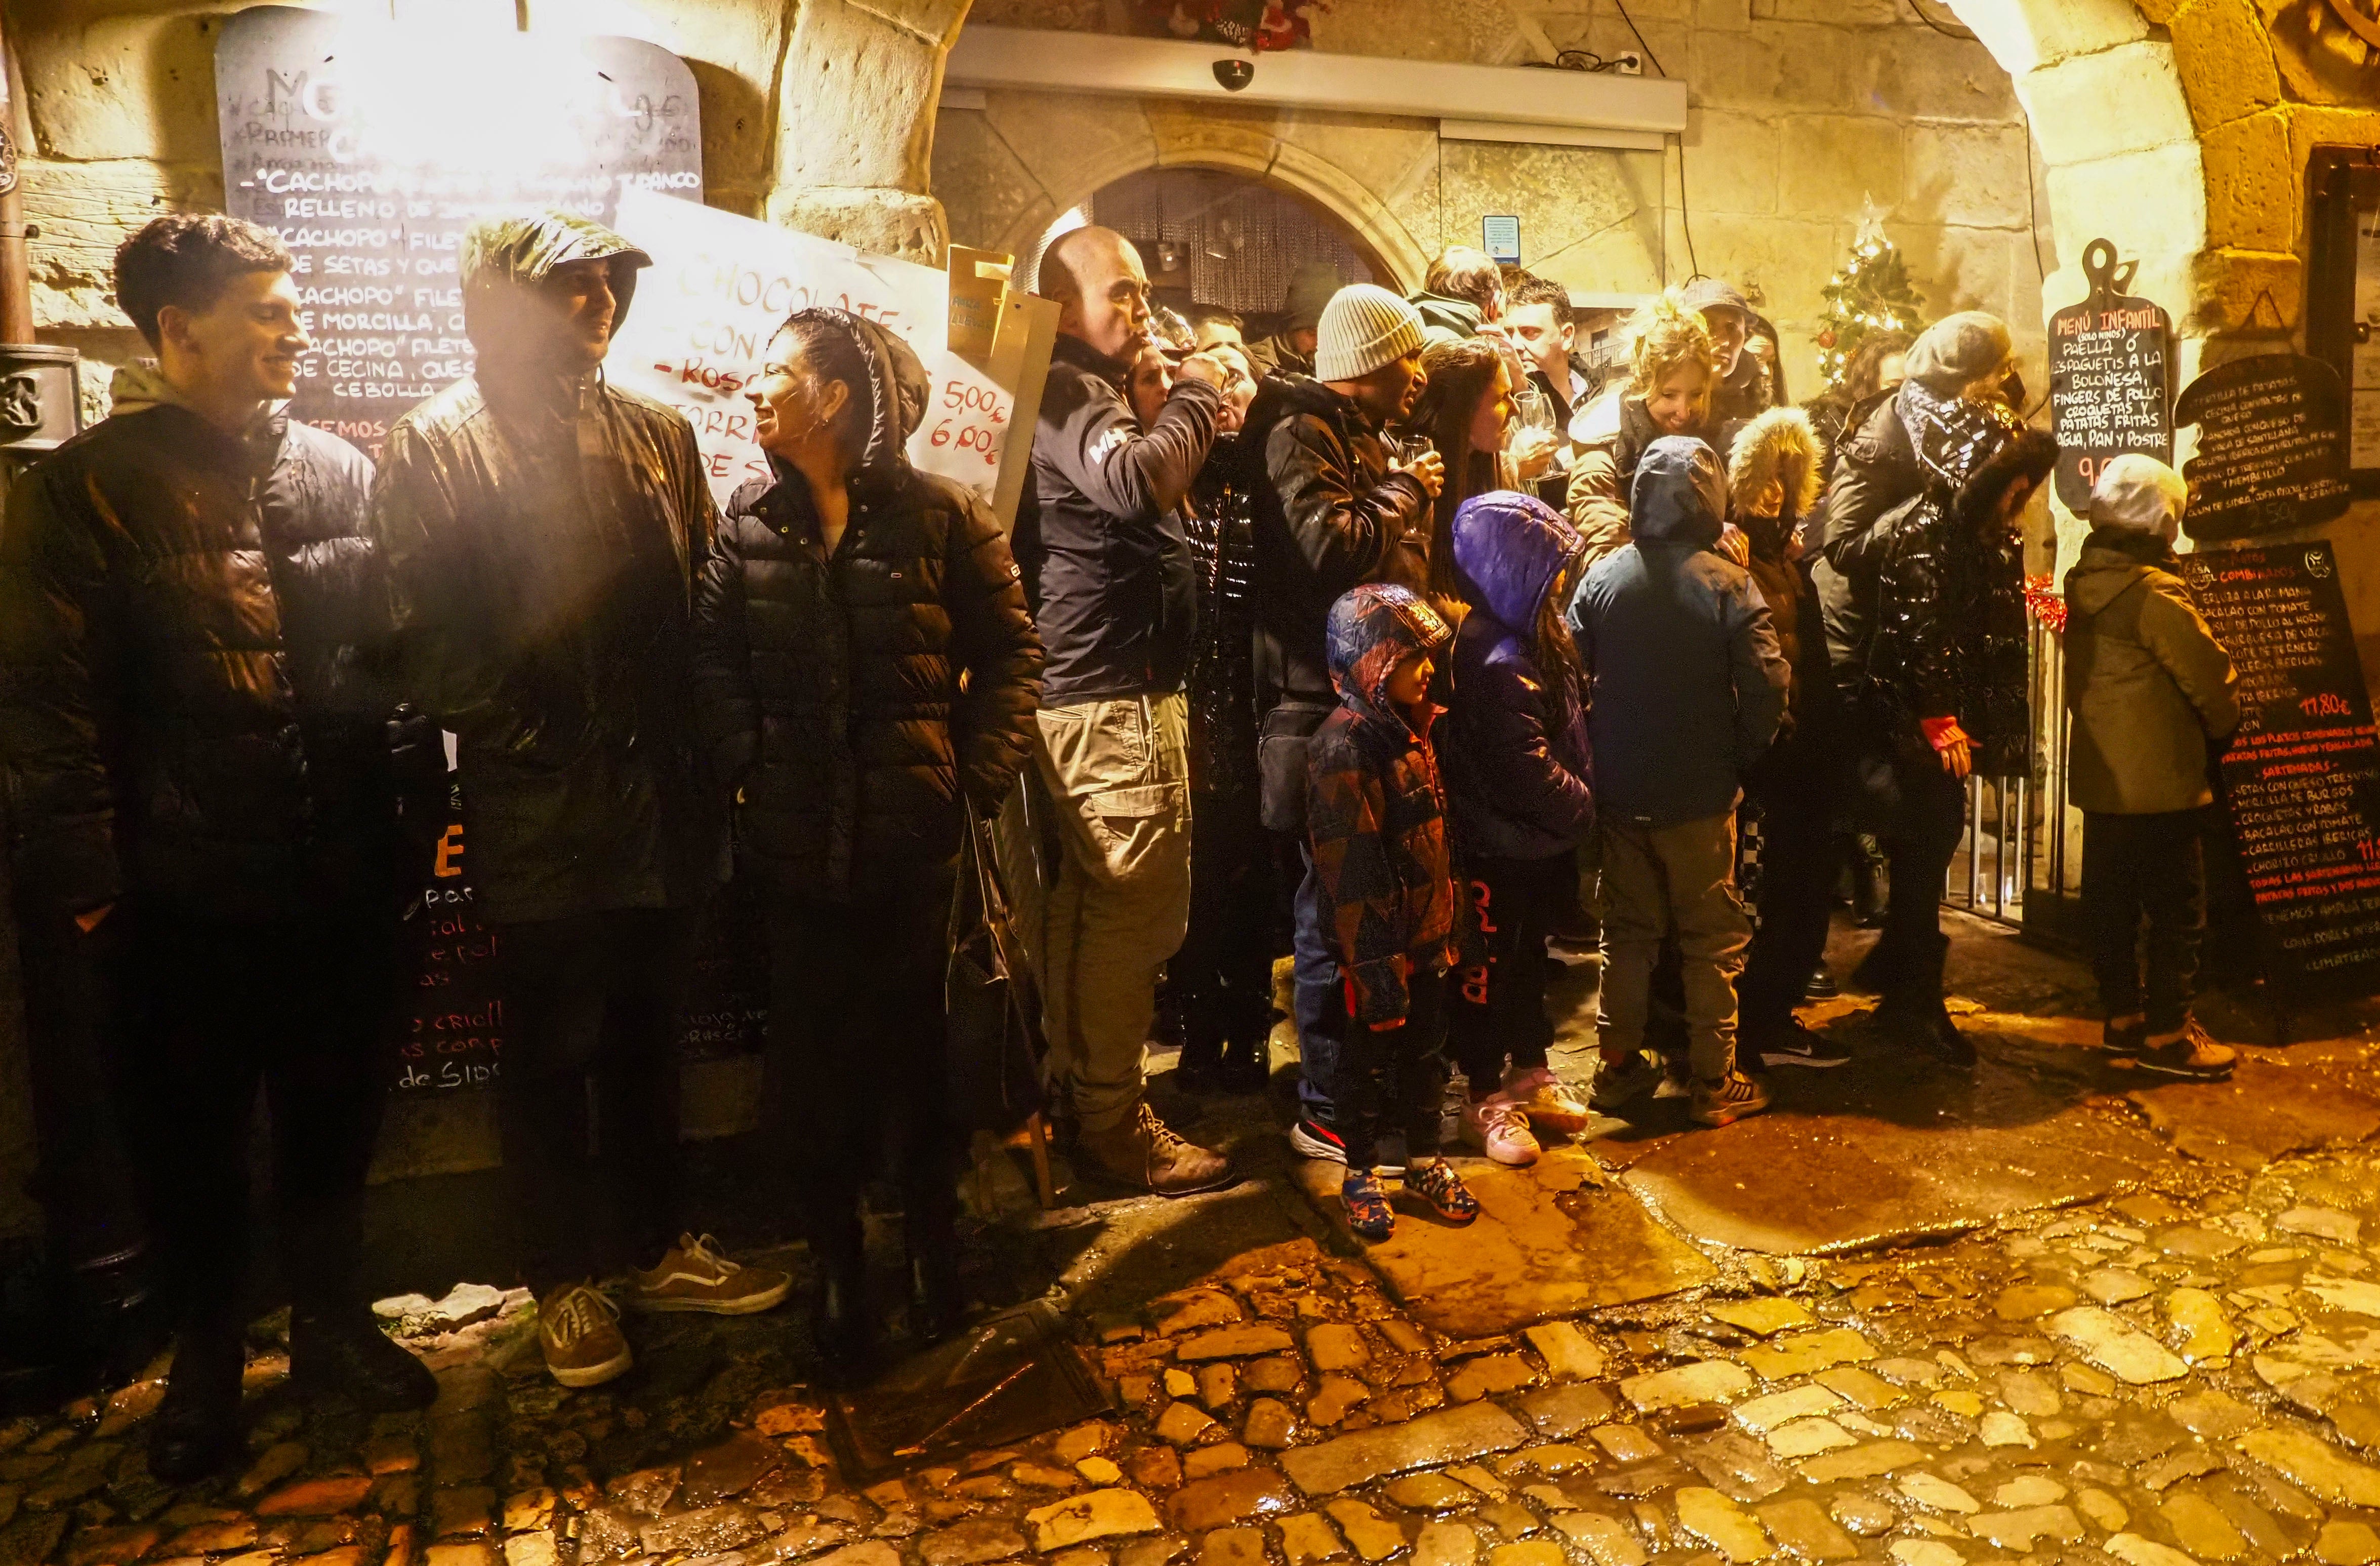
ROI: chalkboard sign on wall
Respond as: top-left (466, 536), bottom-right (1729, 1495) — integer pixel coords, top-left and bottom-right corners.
top-left (2050, 238), bottom-right (2173, 512)
top-left (2174, 354), bottom-right (2353, 542)
top-left (214, 5), bottom-right (702, 461)
top-left (2184, 542), bottom-right (2380, 1000)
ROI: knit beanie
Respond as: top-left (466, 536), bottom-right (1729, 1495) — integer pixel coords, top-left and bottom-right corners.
top-left (1282, 263), bottom-right (1343, 334)
top-left (1904, 311), bottom-right (2013, 395)
top-left (1314, 285), bottom-right (1426, 383)
top-left (2089, 453), bottom-right (2188, 537)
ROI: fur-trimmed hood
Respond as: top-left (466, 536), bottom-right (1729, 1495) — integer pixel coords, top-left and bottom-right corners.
top-left (1727, 406), bottom-right (1820, 561)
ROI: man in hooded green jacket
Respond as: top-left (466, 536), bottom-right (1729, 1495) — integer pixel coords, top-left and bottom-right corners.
top-left (373, 211), bottom-right (789, 1389)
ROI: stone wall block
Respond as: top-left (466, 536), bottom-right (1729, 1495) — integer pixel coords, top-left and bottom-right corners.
top-left (2187, 247), bottom-right (2303, 337)
top-left (24, 156), bottom-right (223, 332)
top-left (1269, 137), bottom-right (1437, 286)
top-left (2040, 141), bottom-right (2209, 262)
top-left (977, 91), bottom-right (1159, 219)
top-left (1692, 0), bottom-right (1753, 33)
top-left (2165, 0), bottom-right (2282, 129)
top-left (1757, 0), bottom-right (1901, 25)
top-left (2200, 111), bottom-right (2295, 253)
top-left (1904, 122), bottom-right (2032, 228)
top-left (930, 107), bottom-right (1057, 261)
top-left (1777, 114), bottom-right (1906, 219)
top-left (1947, 0), bottom-right (2151, 76)
top-left (847, 0), bottom-right (977, 48)
top-left (1865, 26), bottom-right (2024, 121)
top-left (1681, 108), bottom-right (1780, 216)
top-left (1684, 25), bottom-right (1865, 114)
top-left (1143, 98), bottom-right (1288, 175)
top-left (2018, 41), bottom-right (2196, 165)
top-left (776, 0), bottom-right (948, 192)
top-left (17, 7), bottom-right (222, 163)
top-left (1309, 0), bottom-right (1530, 62)
top-left (764, 185), bottom-right (950, 262)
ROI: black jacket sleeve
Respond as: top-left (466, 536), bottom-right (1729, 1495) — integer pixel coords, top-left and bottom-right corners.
top-left (0, 460), bottom-right (124, 914)
top-left (690, 515), bottom-right (759, 796)
top-left (1266, 413), bottom-right (1431, 602)
top-left (946, 494), bottom-right (1045, 812)
top-left (1041, 365), bottom-right (1222, 523)
top-left (1821, 397), bottom-right (1920, 579)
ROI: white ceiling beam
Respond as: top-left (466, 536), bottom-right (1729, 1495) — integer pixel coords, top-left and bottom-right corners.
top-left (1438, 119), bottom-right (1664, 151)
top-left (944, 25), bottom-right (1690, 136)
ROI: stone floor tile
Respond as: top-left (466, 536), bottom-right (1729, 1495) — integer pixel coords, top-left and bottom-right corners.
top-left (1517, 1385), bottom-right (1615, 1440)
top-left (1026, 1491), bottom-right (1165, 1552)
top-left (2105, 1533), bottom-right (2200, 1566)
top-left (1811, 1369), bottom-right (1902, 1411)
top-left (257, 1477), bottom-right (376, 1518)
top-left (1705, 1301), bottom-right (1815, 1339)
top-left (1280, 1512), bottom-right (1347, 1566)
top-left (1978, 1412), bottom-right (2033, 1449)
top-left (1672, 1488), bottom-right (1772, 1563)
top-left (1412, 1520), bottom-right (1482, 1566)
top-left (1176, 1328), bottom-right (1296, 1363)
top-left (1794, 1442), bottom-right (1923, 1483)
top-left (1964, 1507), bottom-right (2083, 1550)
top-left (1993, 1287), bottom-right (2076, 1321)
top-left (1447, 1358), bottom-right (1535, 1404)
top-left (1588, 1426), bottom-right (1661, 1464)
top-left (920, 1519), bottom-right (1027, 1566)
top-left (1620, 1362), bottom-right (1753, 1412)
top-left (1305, 1327), bottom-right (1369, 1374)
top-left (1195, 1527), bottom-right (1267, 1566)
top-left (1885, 1540), bottom-right (1961, 1566)
top-left (1384, 1474), bottom-right (1479, 1512)
top-left (2157, 1493), bottom-right (2247, 1559)
top-left (1181, 1447), bottom-right (1247, 1481)
top-left (1280, 1402), bottom-right (1528, 1496)
top-left (1323, 1501), bottom-right (1406, 1563)
top-left (1752, 1498), bottom-right (1856, 1562)
top-left (1474, 1501), bottom-right (1542, 1540)
top-left (2049, 1308), bottom-right (2191, 1384)
top-left (1550, 1514), bottom-right (1644, 1566)
top-left (1521, 1324), bottom-right (1606, 1382)
top-left (1484, 1543), bottom-right (1562, 1566)
top-left (1895, 1475), bottom-right (1979, 1515)
top-left (1764, 1419), bottom-right (1855, 1460)
top-left (2238, 1427), bottom-right (2380, 1505)
top-left (2164, 1291), bottom-right (2235, 1363)
top-left (2318, 1521), bottom-right (2380, 1565)
top-left (1734, 1388), bottom-right (1841, 1434)
top-left (1740, 1331), bottom-right (1874, 1381)
top-left (1168, 1470), bottom-right (1296, 1533)
top-left (2083, 1269), bottom-right (2154, 1305)
top-left (1157, 1404), bottom-right (1219, 1448)
top-left (2278, 1209), bottom-right (2361, 1244)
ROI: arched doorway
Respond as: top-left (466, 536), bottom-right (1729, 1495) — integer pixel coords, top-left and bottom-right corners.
top-left (1023, 166), bottom-right (1394, 328)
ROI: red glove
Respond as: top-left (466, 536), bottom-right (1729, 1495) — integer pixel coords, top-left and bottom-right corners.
top-left (1920, 716), bottom-right (1973, 779)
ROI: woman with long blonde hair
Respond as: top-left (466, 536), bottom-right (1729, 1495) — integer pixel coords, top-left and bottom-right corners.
top-left (1562, 292), bottom-right (1720, 566)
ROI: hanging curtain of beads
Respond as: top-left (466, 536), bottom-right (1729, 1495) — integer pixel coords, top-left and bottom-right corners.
top-left (1090, 167), bottom-right (1375, 318)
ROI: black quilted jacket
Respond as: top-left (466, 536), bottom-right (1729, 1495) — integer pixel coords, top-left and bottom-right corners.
top-left (0, 400), bottom-right (421, 920)
top-left (692, 311), bottom-right (1042, 902)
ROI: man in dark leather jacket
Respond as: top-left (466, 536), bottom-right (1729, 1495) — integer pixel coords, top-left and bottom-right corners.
top-left (1239, 283), bottom-right (1440, 1162)
top-left (375, 212), bottom-right (783, 1389)
top-left (0, 216), bottom-right (437, 1478)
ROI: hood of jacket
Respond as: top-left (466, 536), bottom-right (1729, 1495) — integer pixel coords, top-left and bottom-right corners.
top-left (1408, 291), bottom-right (1485, 341)
top-left (771, 307), bottom-right (931, 493)
top-left (105, 360), bottom-right (286, 466)
top-left (1727, 406), bottom-right (1820, 559)
top-left (1326, 582), bottom-right (1451, 717)
top-left (461, 209), bottom-right (652, 359)
top-left (1629, 436), bottom-right (1728, 549)
top-left (1898, 378), bottom-right (2026, 492)
top-left (1450, 490), bottom-right (1584, 633)
top-left (1952, 426), bottom-right (2059, 540)
top-left (2066, 530), bottom-right (2179, 616)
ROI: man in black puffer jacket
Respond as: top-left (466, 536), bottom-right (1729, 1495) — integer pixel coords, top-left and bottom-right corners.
top-left (0, 216), bottom-right (437, 1479)
top-left (693, 307), bottom-right (1040, 1378)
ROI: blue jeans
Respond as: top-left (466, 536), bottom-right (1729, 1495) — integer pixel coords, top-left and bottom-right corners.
top-left (1292, 853), bottom-right (1339, 1127)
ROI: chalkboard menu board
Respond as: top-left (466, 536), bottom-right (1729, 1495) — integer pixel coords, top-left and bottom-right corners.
top-left (215, 6), bottom-right (702, 461)
top-left (2174, 354), bottom-right (2353, 542)
top-left (2183, 542), bottom-right (2380, 999)
top-left (2050, 238), bottom-right (2173, 512)
top-left (397, 778), bottom-right (504, 1094)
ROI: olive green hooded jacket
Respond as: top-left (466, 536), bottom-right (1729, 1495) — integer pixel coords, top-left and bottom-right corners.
top-left (371, 210), bottom-right (726, 923)
top-left (2062, 533), bottom-right (2240, 817)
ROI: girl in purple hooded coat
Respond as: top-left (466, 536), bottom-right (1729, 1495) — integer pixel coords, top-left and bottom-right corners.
top-left (1440, 493), bottom-right (1596, 1165)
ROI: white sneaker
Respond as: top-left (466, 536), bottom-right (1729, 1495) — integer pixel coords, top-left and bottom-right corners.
top-left (1500, 1066), bottom-right (1590, 1135)
top-left (1459, 1098), bottom-right (1540, 1167)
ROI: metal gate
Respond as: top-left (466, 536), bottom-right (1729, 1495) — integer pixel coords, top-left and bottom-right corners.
top-left (1942, 621), bottom-right (2085, 947)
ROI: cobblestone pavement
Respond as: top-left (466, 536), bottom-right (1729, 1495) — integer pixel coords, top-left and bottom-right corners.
top-left (15, 921), bottom-right (2380, 1566)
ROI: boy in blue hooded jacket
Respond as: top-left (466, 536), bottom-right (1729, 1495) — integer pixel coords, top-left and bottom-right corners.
top-left (1306, 583), bottom-right (1481, 1240)
top-left (1568, 436), bottom-right (1790, 1128)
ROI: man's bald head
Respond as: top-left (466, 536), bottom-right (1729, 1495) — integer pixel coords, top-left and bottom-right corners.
top-left (1039, 225), bottom-right (1151, 362)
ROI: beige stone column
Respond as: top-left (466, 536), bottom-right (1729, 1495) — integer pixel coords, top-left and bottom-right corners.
top-left (767, 0), bottom-right (972, 263)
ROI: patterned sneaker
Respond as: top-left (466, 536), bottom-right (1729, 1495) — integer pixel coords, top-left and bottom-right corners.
top-left (1403, 1158), bottom-right (1480, 1226)
top-left (1341, 1169), bottom-right (1394, 1241)
top-left (1500, 1066), bottom-right (1590, 1135)
top-left (1588, 1049), bottom-right (1663, 1112)
top-left (538, 1283), bottom-right (631, 1389)
top-left (2135, 1020), bottom-right (2236, 1081)
top-left (631, 1234), bottom-right (792, 1315)
top-left (1690, 1070), bottom-right (1772, 1129)
top-left (1459, 1098), bottom-right (1540, 1167)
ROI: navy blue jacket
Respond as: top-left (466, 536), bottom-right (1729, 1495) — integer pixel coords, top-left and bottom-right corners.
top-left (1567, 437), bottom-right (1789, 828)
top-left (1442, 492), bottom-right (1594, 861)
top-left (1015, 334), bottom-right (1218, 705)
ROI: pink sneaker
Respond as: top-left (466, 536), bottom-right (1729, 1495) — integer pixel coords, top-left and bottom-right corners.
top-left (1459, 1098), bottom-right (1539, 1167)
top-left (1500, 1066), bottom-right (1590, 1135)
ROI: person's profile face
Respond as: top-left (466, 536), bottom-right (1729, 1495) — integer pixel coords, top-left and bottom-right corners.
top-left (169, 268), bottom-right (311, 403)
top-left (1126, 345), bottom-right (1174, 428)
top-left (1700, 306), bottom-right (1747, 372)
top-left (1058, 237), bottom-right (1153, 363)
top-left (1384, 650), bottom-right (1432, 707)
top-left (1468, 359), bottom-right (1514, 456)
top-left (529, 258), bottom-right (619, 372)
top-left (1505, 303), bottom-right (1573, 381)
top-left (747, 328), bottom-right (849, 458)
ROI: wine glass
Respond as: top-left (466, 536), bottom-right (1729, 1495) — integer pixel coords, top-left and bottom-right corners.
top-left (1506, 389), bottom-right (1560, 476)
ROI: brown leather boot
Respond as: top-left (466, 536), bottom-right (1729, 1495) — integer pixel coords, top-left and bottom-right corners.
top-left (1078, 1101), bottom-right (1235, 1196)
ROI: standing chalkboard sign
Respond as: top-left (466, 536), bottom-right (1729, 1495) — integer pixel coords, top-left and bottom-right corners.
top-left (2183, 541), bottom-right (2380, 1001)
top-left (397, 777), bottom-right (505, 1095)
top-left (2174, 354), bottom-right (2353, 542)
top-left (2050, 238), bottom-right (2173, 511)
top-left (214, 5), bottom-right (702, 461)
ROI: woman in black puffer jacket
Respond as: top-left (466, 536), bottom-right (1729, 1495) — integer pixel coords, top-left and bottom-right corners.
top-left (692, 307), bottom-right (1042, 1380)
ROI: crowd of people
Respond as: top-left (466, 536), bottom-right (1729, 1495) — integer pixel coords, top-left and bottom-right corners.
top-left (0, 211), bottom-right (2250, 1472)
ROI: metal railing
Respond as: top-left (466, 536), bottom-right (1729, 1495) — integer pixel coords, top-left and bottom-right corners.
top-left (1942, 620), bottom-right (2085, 947)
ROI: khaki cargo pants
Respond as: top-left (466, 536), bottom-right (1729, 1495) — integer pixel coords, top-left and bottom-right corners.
top-left (1596, 811), bottom-right (1750, 1082)
top-left (1030, 693), bottom-right (1193, 1134)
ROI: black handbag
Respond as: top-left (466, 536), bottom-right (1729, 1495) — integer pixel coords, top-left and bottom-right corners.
top-left (946, 800), bottom-right (1047, 1139)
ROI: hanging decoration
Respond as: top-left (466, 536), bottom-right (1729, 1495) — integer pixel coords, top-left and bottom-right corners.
top-left (1140, 0), bottom-right (1324, 49)
top-left (1816, 197), bottom-right (1924, 389)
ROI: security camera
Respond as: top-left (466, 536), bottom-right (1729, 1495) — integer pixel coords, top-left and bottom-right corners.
top-left (1213, 57), bottom-right (1255, 91)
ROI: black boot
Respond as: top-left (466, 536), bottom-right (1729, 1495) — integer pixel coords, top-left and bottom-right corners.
top-left (1875, 933), bottom-right (1973, 1070)
top-left (809, 1211), bottom-right (872, 1388)
top-left (1174, 1010), bottom-right (1225, 1096)
top-left (1850, 835), bottom-right (1887, 929)
top-left (904, 1147), bottom-right (968, 1347)
top-left (290, 1305), bottom-right (437, 1412)
top-left (1216, 1032), bottom-right (1271, 1094)
top-left (148, 1323), bottom-right (246, 1483)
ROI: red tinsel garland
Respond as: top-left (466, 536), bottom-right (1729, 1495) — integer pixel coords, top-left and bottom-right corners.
top-left (2024, 574), bottom-right (2067, 634)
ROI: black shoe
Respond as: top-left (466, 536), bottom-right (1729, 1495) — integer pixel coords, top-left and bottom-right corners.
top-left (908, 1252), bottom-right (967, 1346)
top-left (1750, 1017), bottom-right (1853, 1070)
top-left (1803, 963), bottom-right (1840, 1001)
top-left (290, 1307), bottom-right (437, 1412)
top-left (812, 1258), bottom-right (871, 1386)
top-left (1880, 1000), bottom-right (1976, 1070)
top-left (1848, 939), bottom-right (1905, 995)
top-left (1173, 1050), bottom-right (1224, 1095)
top-left (149, 1328), bottom-right (246, 1483)
top-left (1216, 1039), bottom-right (1271, 1094)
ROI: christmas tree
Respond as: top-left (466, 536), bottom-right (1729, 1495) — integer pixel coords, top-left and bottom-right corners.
top-left (1816, 200), bottom-right (1924, 389)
